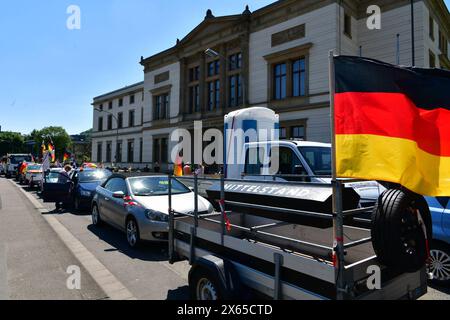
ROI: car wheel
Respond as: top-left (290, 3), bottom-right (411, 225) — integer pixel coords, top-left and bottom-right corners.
top-left (429, 242), bottom-right (450, 287)
top-left (126, 218), bottom-right (140, 248)
top-left (371, 188), bottom-right (432, 273)
top-left (92, 204), bottom-right (102, 226)
top-left (190, 268), bottom-right (222, 301)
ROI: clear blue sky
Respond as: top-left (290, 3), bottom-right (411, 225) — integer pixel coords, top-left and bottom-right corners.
top-left (0, 0), bottom-right (449, 135)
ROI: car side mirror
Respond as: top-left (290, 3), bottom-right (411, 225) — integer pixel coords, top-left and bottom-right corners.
top-left (113, 191), bottom-right (125, 199)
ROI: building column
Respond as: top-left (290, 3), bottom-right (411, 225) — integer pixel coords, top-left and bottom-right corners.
top-left (219, 43), bottom-right (227, 110)
top-left (199, 52), bottom-right (206, 115)
top-left (179, 57), bottom-right (187, 116)
top-left (240, 20), bottom-right (250, 107)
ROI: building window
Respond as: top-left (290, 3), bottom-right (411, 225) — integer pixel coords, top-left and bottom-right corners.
top-left (430, 50), bottom-right (436, 68)
top-left (108, 101), bottom-right (113, 109)
top-left (189, 66), bottom-right (200, 82)
top-left (291, 126), bottom-right (306, 140)
top-left (130, 94), bottom-right (135, 104)
top-left (141, 107), bottom-right (144, 125)
top-left (139, 138), bottom-right (143, 163)
top-left (153, 94), bottom-right (169, 120)
top-left (107, 115), bottom-right (113, 131)
top-left (119, 98), bottom-right (123, 107)
top-left (98, 117), bottom-right (103, 132)
top-left (229, 75), bottom-right (242, 107)
top-left (207, 80), bottom-right (220, 111)
top-left (106, 141), bottom-right (112, 163)
top-left (344, 13), bottom-right (352, 38)
top-left (153, 137), bottom-right (168, 165)
top-left (292, 58), bottom-right (306, 97)
top-left (439, 30), bottom-right (448, 56)
top-left (153, 139), bottom-right (160, 164)
top-left (129, 110), bottom-right (135, 127)
top-left (116, 141), bottom-right (122, 163)
top-left (118, 112), bottom-right (123, 129)
top-left (273, 63), bottom-right (287, 100)
top-left (188, 85), bottom-right (200, 113)
top-left (208, 60), bottom-right (220, 77)
top-left (430, 16), bottom-right (435, 40)
top-left (279, 127), bottom-right (287, 140)
top-left (188, 65), bottom-right (200, 114)
top-left (99, 104), bottom-right (103, 111)
top-left (97, 143), bottom-right (102, 163)
top-left (229, 53), bottom-right (242, 71)
top-left (127, 140), bottom-right (134, 163)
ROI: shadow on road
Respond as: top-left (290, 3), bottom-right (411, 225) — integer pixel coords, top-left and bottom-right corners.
top-left (87, 224), bottom-right (169, 262)
top-left (166, 286), bottom-right (190, 300)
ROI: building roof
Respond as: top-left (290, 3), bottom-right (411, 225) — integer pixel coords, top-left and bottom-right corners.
top-left (93, 81), bottom-right (144, 103)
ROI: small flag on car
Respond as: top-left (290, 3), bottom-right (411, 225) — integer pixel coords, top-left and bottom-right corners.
top-left (48, 143), bottom-right (56, 163)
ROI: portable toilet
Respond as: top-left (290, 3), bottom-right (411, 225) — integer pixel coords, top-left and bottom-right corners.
top-left (224, 107), bottom-right (279, 179)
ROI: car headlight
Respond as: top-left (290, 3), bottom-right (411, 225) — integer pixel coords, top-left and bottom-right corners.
top-left (207, 203), bottom-right (214, 213)
top-left (80, 190), bottom-right (91, 197)
top-left (145, 209), bottom-right (168, 222)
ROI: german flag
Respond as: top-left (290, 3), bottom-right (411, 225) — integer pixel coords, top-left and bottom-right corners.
top-left (333, 56), bottom-right (450, 197)
top-left (63, 152), bottom-right (71, 162)
top-left (48, 143), bottom-right (55, 163)
top-left (173, 153), bottom-right (183, 177)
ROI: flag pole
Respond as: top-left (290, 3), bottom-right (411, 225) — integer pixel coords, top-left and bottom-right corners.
top-left (329, 49), bottom-right (345, 300)
top-left (329, 50), bottom-right (337, 182)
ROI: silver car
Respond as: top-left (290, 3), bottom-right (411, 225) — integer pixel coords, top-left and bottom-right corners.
top-left (91, 174), bottom-right (214, 247)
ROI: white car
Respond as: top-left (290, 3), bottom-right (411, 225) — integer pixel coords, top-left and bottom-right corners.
top-left (25, 164), bottom-right (43, 188)
top-left (92, 175), bottom-right (214, 247)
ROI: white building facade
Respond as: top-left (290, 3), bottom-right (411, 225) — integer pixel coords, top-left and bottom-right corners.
top-left (92, 0), bottom-right (450, 170)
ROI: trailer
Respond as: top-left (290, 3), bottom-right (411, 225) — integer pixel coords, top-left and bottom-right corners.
top-left (168, 175), bottom-right (429, 300)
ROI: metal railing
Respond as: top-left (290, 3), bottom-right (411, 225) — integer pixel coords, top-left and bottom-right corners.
top-left (168, 173), bottom-right (379, 299)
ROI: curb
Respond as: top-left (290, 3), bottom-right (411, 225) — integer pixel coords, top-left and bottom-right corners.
top-left (10, 180), bottom-right (137, 300)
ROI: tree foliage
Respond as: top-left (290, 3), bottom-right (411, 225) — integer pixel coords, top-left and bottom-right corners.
top-left (0, 132), bottom-right (25, 155)
top-left (30, 127), bottom-right (72, 159)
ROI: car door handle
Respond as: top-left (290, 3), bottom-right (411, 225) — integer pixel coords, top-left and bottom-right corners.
top-left (104, 197), bottom-right (109, 201)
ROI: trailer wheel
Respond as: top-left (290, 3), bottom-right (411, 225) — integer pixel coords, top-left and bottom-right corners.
top-left (371, 188), bottom-right (432, 273)
top-left (190, 268), bottom-right (222, 301)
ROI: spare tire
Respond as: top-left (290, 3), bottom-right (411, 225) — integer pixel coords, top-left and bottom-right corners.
top-left (371, 188), bottom-right (432, 273)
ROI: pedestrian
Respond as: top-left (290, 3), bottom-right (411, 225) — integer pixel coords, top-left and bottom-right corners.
top-left (154, 161), bottom-right (160, 173)
top-left (183, 162), bottom-right (192, 176)
top-left (55, 165), bottom-right (73, 211)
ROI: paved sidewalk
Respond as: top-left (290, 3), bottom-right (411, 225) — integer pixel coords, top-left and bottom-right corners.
top-left (0, 178), bottom-right (106, 300)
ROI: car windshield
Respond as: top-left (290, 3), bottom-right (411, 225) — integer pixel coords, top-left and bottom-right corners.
top-left (298, 146), bottom-right (332, 176)
top-left (28, 165), bottom-right (42, 171)
top-left (45, 171), bottom-right (64, 183)
top-left (78, 170), bottom-right (111, 183)
top-left (10, 156), bottom-right (32, 164)
top-left (129, 176), bottom-right (190, 196)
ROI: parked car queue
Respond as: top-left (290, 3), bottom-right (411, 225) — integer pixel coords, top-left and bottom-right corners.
top-left (0, 164), bottom-right (449, 287)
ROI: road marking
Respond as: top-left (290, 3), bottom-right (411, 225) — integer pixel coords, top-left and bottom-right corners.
top-left (10, 180), bottom-right (136, 300)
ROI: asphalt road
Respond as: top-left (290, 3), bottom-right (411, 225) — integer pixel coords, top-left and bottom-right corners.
top-left (1, 176), bottom-right (449, 300)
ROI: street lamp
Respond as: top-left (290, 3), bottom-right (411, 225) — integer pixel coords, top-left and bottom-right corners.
top-left (94, 108), bottom-right (119, 167)
top-left (204, 48), bottom-right (220, 58)
top-left (204, 48), bottom-right (246, 107)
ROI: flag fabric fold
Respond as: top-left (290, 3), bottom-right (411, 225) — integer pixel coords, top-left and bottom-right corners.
top-left (333, 55), bottom-right (450, 196)
top-left (48, 143), bottom-right (55, 163)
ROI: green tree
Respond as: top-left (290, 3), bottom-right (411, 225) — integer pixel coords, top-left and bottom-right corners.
top-left (31, 127), bottom-right (72, 160)
top-left (0, 132), bottom-right (25, 155)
